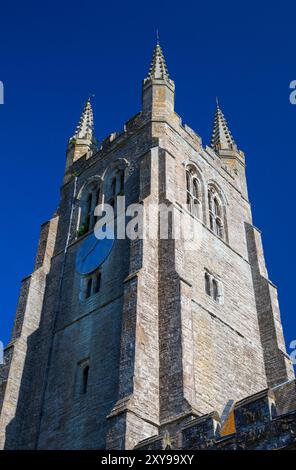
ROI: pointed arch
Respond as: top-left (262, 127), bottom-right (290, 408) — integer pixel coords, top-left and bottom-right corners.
top-left (101, 158), bottom-right (129, 214)
top-left (101, 158), bottom-right (129, 183)
top-left (76, 176), bottom-right (102, 237)
top-left (207, 179), bottom-right (229, 206)
top-left (204, 270), bottom-right (224, 304)
top-left (184, 162), bottom-right (205, 222)
top-left (207, 182), bottom-right (228, 241)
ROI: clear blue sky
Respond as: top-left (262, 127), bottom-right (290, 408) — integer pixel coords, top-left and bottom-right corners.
top-left (0, 1), bottom-right (295, 369)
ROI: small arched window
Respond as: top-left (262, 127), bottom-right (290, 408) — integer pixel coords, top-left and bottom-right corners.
top-left (82, 365), bottom-right (89, 394)
top-left (75, 359), bottom-right (90, 397)
top-left (186, 168), bottom-right (201, 218)
top-left (212, 279), bottom-right (219, 302)
top-left (86, 278), bottom-right (92, 299)
top-left (205, 272), bottom-right (211, 296)
top-left (81, 269), bottom-right (102, 301)
top-left (93, 272), bottom-right (101, 294)
top-left (205, 271), bottom-right (223, 304)
top-left (208, 187), bottom-right (225, 240)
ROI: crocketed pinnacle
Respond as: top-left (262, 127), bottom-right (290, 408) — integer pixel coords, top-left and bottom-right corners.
top-left (211, 101), bottom-right (237, 151)
top-left (73, 98), bottom-right (94, 140)
top-left (146, 42), bottom-right (170, 81)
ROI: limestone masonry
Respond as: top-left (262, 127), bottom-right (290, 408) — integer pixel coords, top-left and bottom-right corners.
top-left (1, 42), bottom-right (296, 450)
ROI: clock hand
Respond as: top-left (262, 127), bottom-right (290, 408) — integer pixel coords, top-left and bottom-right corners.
top-left (82, 239), bottom-right (99, 263)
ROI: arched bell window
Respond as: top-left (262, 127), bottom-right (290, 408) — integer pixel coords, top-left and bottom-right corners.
top-left (78, 180), bottom-right (101, 237)
top-left (186, 168), bottom-right (202, 218)
top-left (111, 177), bottom-right (117, 198)
top-left (208, 186), bottom-right (226, 240)
top-left (119, 170), bottom-right (125, 193)
top-left (85, 193), bottom-right (92, 232)
top-left (106, 169), bottom-right (125, 214)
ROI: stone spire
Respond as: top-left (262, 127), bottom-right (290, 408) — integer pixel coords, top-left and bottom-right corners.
top-left (211, 100), bottom-right (237, 152)
top-left (142, 40), bottom-right (175, 117)
top-left (65, 98), bottom-right (97, 182)
top-left (72, 98), bottom-right (94, 140)
top-left (146, 41), bottom-right (170, 81)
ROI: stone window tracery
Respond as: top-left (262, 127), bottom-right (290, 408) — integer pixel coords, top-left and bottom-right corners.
top-left (208, 186), bottom-right (226, 240)
top-left (186, 168), bottom-right (202, 218)
top-left (78, 180), bottom-right (101, 237)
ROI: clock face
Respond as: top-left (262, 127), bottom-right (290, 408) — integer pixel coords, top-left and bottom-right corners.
top-left (76, 232), bottom-right (114, 275)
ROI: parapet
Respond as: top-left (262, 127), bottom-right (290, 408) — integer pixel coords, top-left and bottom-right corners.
top-left (135, 382), bottom-right (296, 450)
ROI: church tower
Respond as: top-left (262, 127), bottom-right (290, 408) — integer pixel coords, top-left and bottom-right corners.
top-left (0, 42), bottom-right (295, 450)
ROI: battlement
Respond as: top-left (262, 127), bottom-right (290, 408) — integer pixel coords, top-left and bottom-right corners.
top-left (63, 107), bottom-right (205, 187)
top-left (136, 382), bottom-right (296, 450)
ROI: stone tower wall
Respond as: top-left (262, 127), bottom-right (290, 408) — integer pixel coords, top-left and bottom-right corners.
top-left (0, 45), bottom-right (294, 449)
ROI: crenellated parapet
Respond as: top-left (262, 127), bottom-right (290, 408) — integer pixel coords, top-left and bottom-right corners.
top-left (136, 384), bottom-right (296, 450)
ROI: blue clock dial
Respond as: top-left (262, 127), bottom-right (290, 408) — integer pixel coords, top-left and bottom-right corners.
top-left (76, 232), bottom-right (114, 275)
